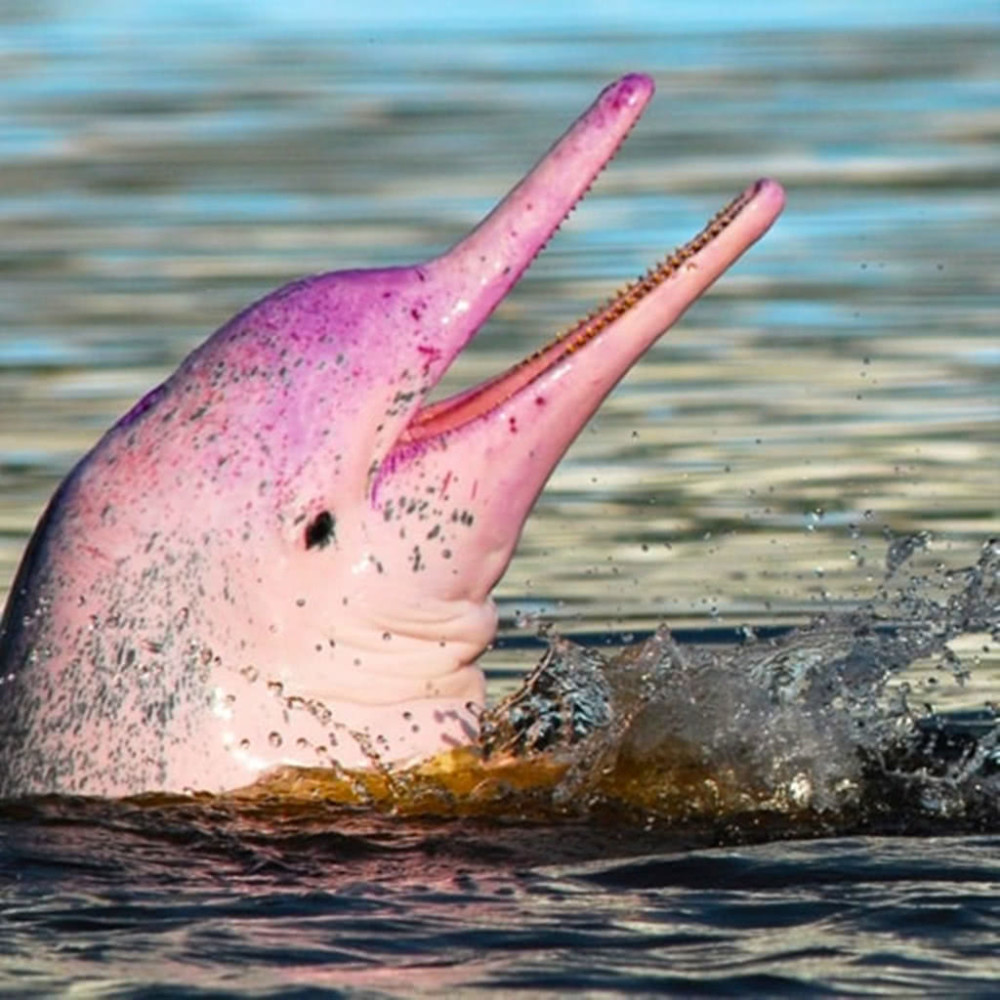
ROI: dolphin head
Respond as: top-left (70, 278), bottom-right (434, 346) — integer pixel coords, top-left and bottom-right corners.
top-left (0, 74), bottom-right (785, 795)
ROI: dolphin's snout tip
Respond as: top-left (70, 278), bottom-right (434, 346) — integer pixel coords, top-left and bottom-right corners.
top-left (618, 72), bottom-right (656, 100)
top-left (603, 73), bottom-right (656, 110)
top-left (753, 177), bottom-right (787, 213)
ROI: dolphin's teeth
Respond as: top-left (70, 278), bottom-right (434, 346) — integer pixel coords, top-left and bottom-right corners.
top-left (555, 182), bottom-right (759, 353)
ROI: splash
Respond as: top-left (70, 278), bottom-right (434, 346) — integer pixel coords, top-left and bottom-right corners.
top-left (221, 537), bottom-right (998, 838)
top-left (479, 536), bottom-right (998, 830)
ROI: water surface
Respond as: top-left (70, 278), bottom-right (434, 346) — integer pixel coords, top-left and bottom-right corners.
top-left (1, 1), bottom-right (998, 994)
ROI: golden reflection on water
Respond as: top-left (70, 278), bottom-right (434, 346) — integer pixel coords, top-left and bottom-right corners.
top-left (221, 748), bottom-right (797, 827)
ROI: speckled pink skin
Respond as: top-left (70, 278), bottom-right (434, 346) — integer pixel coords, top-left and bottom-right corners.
top-left (0, 75), bottom-right (784, 797)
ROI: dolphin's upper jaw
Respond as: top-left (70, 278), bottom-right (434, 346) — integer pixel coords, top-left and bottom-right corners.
top-left (356, 74), bottom-right (659, 481)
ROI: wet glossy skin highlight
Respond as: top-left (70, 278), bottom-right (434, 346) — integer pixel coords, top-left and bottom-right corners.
top-left (0, 74), bottom-right (784, 797)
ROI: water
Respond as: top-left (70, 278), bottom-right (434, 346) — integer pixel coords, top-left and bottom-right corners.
top-left (1, 1), bottom-right (998, 994)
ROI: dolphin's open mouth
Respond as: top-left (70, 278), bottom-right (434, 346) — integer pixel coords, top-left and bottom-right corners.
top-left (365, 72), bottom-right (784, 572)
top-left (399, 178), bottom-right (777, 447)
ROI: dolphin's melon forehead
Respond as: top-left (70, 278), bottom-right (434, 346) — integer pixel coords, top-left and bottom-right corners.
top-left (172, 265), bottom-right (462, 428)
top-left (111, 268), bottom-right (439, 477)
top-left (201, 270), bottom-right (430, 372)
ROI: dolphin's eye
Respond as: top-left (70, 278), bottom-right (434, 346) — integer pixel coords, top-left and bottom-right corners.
top-left (304, 510), bottom-right (336, 550)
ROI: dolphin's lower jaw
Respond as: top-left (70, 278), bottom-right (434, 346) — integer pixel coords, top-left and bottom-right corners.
top-left (0, 74), bottom-right (784, 797)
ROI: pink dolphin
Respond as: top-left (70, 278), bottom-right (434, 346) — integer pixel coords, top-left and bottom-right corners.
top-left (0, 74), bottom-right (784, 797)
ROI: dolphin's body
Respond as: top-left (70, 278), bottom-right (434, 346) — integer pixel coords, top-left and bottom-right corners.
top-left (0, 75), bottom-right (784, 797)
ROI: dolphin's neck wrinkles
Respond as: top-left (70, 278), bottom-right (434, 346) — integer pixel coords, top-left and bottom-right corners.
top-left (0, 74), bottom-right (785, 797)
